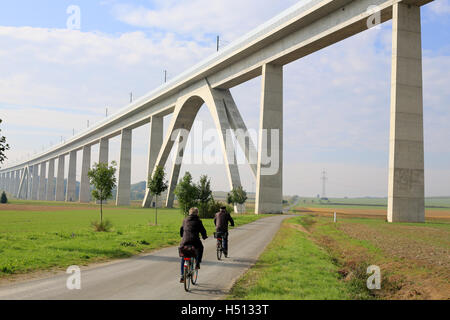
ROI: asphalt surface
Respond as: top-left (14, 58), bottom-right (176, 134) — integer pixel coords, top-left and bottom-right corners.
top-left (0, 214), bottom-right (290, 300)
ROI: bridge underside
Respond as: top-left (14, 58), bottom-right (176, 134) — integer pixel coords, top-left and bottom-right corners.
top-left (0, 0), bottom-right (432, 221)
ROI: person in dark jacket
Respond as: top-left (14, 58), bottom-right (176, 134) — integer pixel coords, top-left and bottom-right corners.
top-left (179, 207), bottom-right (207, 282)
top-left (214, 206), bottom-right (234, 257)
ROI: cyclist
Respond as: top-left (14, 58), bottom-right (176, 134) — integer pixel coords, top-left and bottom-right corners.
top-left (214, 206), bottom-right (234, 258)
top-left (179, 207), bottom-right (207, 283)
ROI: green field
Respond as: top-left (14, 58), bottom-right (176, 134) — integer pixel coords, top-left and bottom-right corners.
top-left (229, 214), bottom-right (450, 300)
top-left (290, 196), bottom-right (450, 212)
top-left (228, 217), bottom-right (353, 300)
top-left (0, 203), bottom-right (268, 277)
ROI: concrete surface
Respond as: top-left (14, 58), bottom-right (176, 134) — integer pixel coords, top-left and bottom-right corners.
top-left (388, 3), bottom-right (425, 223)
top-left (116, 129), bottom-right (132, 206)
top-left (256, 64), bottom-right (283, 214)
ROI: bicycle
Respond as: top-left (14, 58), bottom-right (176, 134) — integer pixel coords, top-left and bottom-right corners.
top-left (214, 232), bottom-right (225, 260)
top-left (179, 246), bottom-right (199, 292)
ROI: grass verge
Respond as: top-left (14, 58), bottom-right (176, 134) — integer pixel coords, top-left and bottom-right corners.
top-left (229, 214), bottom-right (449, 300)
top-left (0, 205), bottom-right (268, 277)
top-left (227, 217), bottom-right (353, 300)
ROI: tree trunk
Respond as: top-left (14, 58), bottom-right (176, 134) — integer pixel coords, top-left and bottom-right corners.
top-left (100, 198), bottom-right (103, 224)
top-left (155, 195), bottom-right (158, 225)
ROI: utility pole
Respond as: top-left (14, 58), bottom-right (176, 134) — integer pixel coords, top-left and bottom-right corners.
top-left (106, 107), bottom-right (108, 117)
top-left (164, 70), bottom-right (167, 83)
top-left (321, 170), bottom-right (328, 199)
top-left (130, 92), bottom-right (133, 103)
top-left (216, 35), bottom-right (220, 52)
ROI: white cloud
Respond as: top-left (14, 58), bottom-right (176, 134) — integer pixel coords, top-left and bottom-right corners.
top-left (112, 0), bottom-right (299, 41)
top-left (1, 1), bottom-right (449, 197)
top-left (428, 0), bottom-right (450, 15)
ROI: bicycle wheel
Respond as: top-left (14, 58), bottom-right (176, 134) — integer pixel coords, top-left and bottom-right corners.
top-left (191, 258), bottom-right (198, 285)
top-left (183, 263), bottom-right (191, 292)
top-left (216, 240), bottom-right (223, 260)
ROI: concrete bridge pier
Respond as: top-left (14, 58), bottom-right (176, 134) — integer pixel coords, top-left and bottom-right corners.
top-left (142, 116), bottom-right (163, 208)
top-left (8, 171), bottom-right (14, 197)
top-left (255, 64), bottom-right (283, 214)
top-left (388, 3), bottom-right (425, 223)
top-left (4, 172), bottom-right (10, 194)
top-left (17, 167), bottom-right (28, 199)
top-left (165, 132), bottom-right (187, 208)
top-left (27, 167), bottom-right (33, 200)
top-left (14, 169), bottom-right (21, 197)
top-left (13, 171), bottom-right (19, 197)
top-left (55, 155), bottom-right (65, 201)
top-left (38, 162), bottom-right (47, 200)
top-left (66, 151), bottom-right (77, 202)
top-left (46, 159), bottom-right (55, 201)
top-left (79, 145), bottom-right (91, 203)
top-left (31, 164), bottom-right (39, 200)
top-left (99, 138), bottom-right (109, 165)
top-left (116, 129), bottom-right (132, 206)
top-left (10, 172), bottom-right (14, 195)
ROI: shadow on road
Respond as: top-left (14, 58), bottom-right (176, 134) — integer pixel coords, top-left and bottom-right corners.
top-left (140, 255), bottom-right (256, 269)
top-left (185, 283), bottom-right (227, 296)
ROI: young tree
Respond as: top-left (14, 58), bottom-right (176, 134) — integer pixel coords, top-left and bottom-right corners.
top-left (227, 186), bottom-right (248, 214)
top-left (147, 166), bottom-right (168, 225)
top-left (174, 172), bottom-right (198, 215)
top-left (196, 175), bottom-right (213, 218)
top-left (0, 119), bottom-right (10, 165)
top-left (87, 161), bottom-right (117, 228)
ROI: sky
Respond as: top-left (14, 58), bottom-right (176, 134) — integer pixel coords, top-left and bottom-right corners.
top-left (0, 0), bottom-right (449, 197)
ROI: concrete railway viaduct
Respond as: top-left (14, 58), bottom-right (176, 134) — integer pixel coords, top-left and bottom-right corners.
top-left (0, 0), bottom-right (434, 222)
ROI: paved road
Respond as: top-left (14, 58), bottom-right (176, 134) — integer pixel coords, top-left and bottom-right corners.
top-left (0, 215), bottom-right (289, 300)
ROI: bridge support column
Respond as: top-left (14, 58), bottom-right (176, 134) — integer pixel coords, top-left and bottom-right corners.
top-left (14, 170), bottom-right (21, 197)
top-left (388, 3), bottom-right (424, 223)
top-left (66, 151), bottom-right (77, 202)
top-left (4, 172), bottom-right (9, 194)
top-left (143, 116), bottom-right (163, 208)
top-left (55, 155), bottom-right (65, 201)
top-left (38, 162), bottom-right (47, 200)
top-left (99, 138), bottom-right (109, 165)
top-left (9, 171), bottom-right (15, 197)
top-left (0, 173), bottom-right (4, 191)
top-left (46, 159), bottom-right (55, 201)
top-left (12, 172), bottom-right (17, 196)
top-left (31, 164), bottom-right (39, 200)
top-left (8, 171), bottom-right (14, 197)
top-left (17, 168), bottom-right (27, 199)
top-left (27, 168), bottom-right (33, 200)
top-left (165, 132), bottom-right (186, 208)
top-left (255, 64), bottom-right (283, 214)
top-left (116, 129), bottom-right (132, 206)
top-left (80, 145), bottom-right (91, 203)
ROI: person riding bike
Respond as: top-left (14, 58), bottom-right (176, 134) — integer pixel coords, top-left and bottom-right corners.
top-left (214, 206), bottom-right (234, 257)
top-left (179, 207), bottom-right (207, 283)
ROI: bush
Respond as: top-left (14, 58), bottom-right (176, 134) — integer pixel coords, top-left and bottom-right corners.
top-left (198, 200), bottom-right (234, 219)
top-left (91, 219), bottom-right (113, 232)
top-left (0, 191), bottom-right (7, 204)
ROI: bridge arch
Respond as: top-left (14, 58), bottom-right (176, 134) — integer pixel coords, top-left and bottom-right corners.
top-left (143, 80), bottom-right (252, 209)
